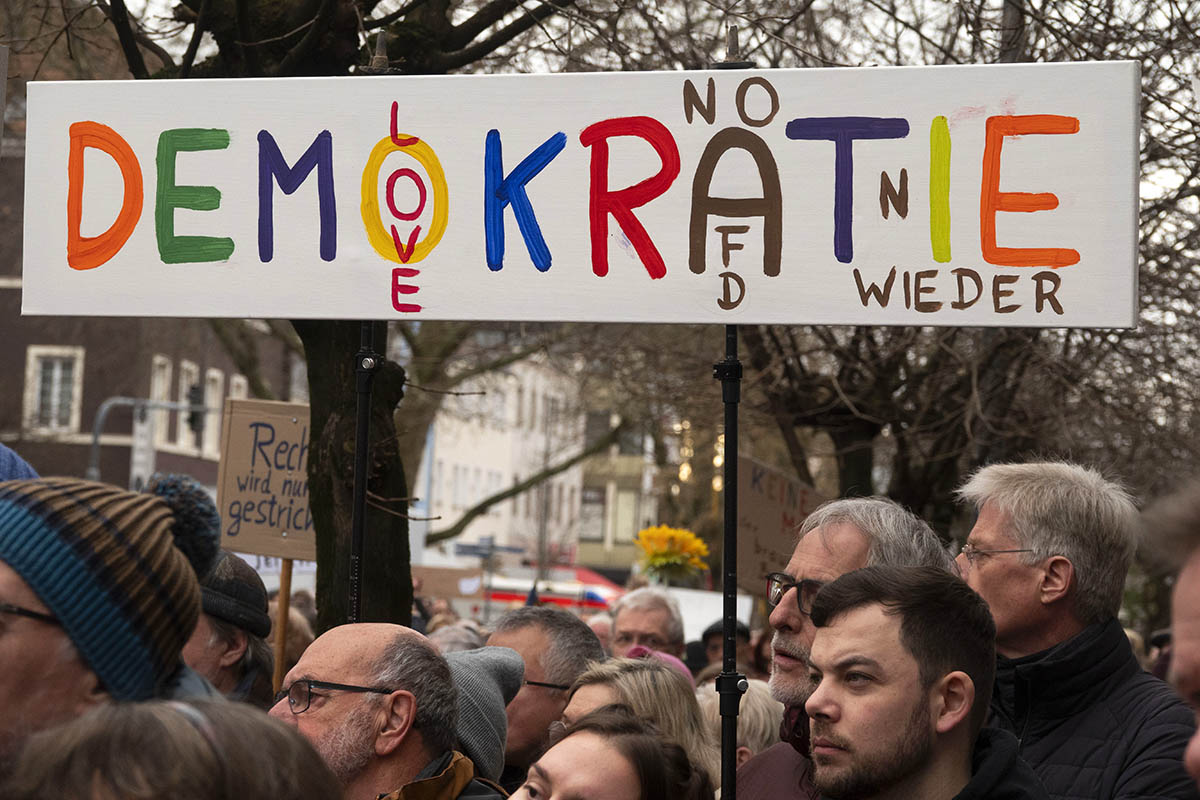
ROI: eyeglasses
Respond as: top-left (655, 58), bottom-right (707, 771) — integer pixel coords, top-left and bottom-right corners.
top-left (959, 542), bottom-right (1034, 565)
top-left (611, 632), bottom-right (669, 651)
top-left (274, 679), bottom-right (395, 714)
top-left (524, 679), bottom-right (571, 691)
top-left (766, 573), bottom-right (824, 615)
top-left (0, 601), bottom-right (61, 627)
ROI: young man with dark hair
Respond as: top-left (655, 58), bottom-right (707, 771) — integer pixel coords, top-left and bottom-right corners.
top-left (805, 565), bottom-right (1047, 800)
top-left (738, 496), bottom-right (954, 800)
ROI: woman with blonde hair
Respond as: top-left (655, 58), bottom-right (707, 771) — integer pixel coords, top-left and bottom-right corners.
top-left (562, 656), bottom-right (721, 788)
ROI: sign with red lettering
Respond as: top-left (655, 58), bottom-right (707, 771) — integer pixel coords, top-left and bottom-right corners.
top-left (22, 62), bottom-right (1138, 326)
top-left (736, 456), bottom-right (827, 596)
top-left (216, 398), bottom-right (315, 560)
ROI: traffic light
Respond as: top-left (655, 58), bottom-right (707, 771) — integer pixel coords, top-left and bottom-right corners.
top-left (187, 384), bottom-right (204, 436)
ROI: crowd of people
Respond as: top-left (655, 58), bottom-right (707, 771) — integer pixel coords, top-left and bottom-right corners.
top-left (1, 439), bottom-right (1200, 800)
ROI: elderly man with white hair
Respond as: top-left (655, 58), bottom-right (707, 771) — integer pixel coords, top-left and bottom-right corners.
top-left (957, 462), bottom-right (1197, 800)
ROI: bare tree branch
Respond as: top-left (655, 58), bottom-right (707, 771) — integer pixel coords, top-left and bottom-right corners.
top-left (426, 419), bottom-right (626, 544)
top-left (436, 0), bottom-right (574, 71)
top-left (447, 0), bottom-right (522, 49)
top-left (100, 0), bottom-right (151, 76)
top-left (179, 0), bottom-right (211, 77)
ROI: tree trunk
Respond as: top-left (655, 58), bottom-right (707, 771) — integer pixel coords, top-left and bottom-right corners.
top-left (294, 319), bottom-right (411, 632)
top-left (830, 420), bottom-right (879, 496)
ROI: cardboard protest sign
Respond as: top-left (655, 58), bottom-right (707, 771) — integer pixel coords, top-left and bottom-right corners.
top-left (736, 456), bottom-right (827, 596)
top-left (412, 565), bottom-right (484, 599)
top-left (0, 46), bottom-right (8, 150)
top-left (23, 62), bottom-right (1137, 327)
top-left (216, 398), bottom-right (315, 560)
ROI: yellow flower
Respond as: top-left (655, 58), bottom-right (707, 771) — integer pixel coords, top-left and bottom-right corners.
top-left (634, 525), bottom-right (710, 581)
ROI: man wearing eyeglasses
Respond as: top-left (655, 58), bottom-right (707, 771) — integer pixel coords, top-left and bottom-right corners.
top-left (738, 496), bottom-right (955, 800)
top-left (270, 622), bottom-right (505, 800)
top-left (956, 462), bottom-right (1198, 800)
top-left (485, 606), bottom-right (605, 793)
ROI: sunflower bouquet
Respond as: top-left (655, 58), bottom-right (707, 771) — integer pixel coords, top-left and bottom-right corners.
top-left (633, 524), bottom-right (710, 584)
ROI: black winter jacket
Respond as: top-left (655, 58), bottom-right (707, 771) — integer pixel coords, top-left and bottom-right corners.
top-left (989, 617), bottom-right (1198, 800)
top-left (953, 728), bottom-right (1049, 800)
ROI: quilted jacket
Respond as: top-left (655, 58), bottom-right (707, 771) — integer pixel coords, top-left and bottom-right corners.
top-left (989, 617), bottom-right (1198, 800)
top-left (952, 728), bottom-right (1049, 800)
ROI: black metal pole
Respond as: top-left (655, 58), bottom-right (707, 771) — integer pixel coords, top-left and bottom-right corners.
top-left (714, 324), bottom-right (746, 796)
top-left (710, 25), bottom-right (753, 798)
top-left (349, 321), bottom-right (380, 623)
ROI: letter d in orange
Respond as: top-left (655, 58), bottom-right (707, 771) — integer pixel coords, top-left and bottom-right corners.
top-left (67, 122), bottom-right (143, 270)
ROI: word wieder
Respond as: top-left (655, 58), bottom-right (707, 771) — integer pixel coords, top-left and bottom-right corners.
top-left (65, 76), bottom-right (1080, 316)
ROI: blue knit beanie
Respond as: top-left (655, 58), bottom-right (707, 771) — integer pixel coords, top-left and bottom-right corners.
top-left (0, 476), bottom-right (220, 700)
top-left (0, 444), bottom-right (37, 481)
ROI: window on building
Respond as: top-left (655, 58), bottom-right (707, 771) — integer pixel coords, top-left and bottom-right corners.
top-left (585, 412), bottom-right (612, 446)
top-left (528, 389), bottom-right (538, 430)
top-left (512, 474), bottom-right (520, 515)
top-left (578, 487), bottom-right (605, 541)
top-left (177, 361), bottom-right (200, 448)
top-left (614, 489), bottom-right (638, 542)
top-left (618, 426), bottom-right (645, 456)
top-left (515, 386), bottom-right (523, 427)
top-left (434, 460), bottom-right (444, 508)
top-left (202, 369), bottom-right (224, 458)
top-left (149, 355), bottom-right (172, 446)
top-left (23, 346), bottom-right (84, 434)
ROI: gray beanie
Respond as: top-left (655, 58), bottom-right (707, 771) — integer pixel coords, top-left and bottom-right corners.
top-left (445, 646), bottom-right (524, 782)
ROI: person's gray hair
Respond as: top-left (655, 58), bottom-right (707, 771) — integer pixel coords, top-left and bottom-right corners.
top-left (957, 461), bottom-right (1138, 626)
top-left (428, 622), bottom-right (486, 654)
top-left (492, 606), bottom-right (605, 684)
top-left (370, 633), bottom-right (458, 756)
top-left (610, 587), bottom-right (685, 647)
top-left (798, 496), bottom-right (955, 572)
top-left (208, 615), bottom-right (273, 685)
top-left (1141, 477), bottom-right (1200, 572)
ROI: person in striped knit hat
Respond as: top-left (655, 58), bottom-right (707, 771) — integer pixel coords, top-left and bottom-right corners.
top-left (0, 474), bottom-right (220, 775)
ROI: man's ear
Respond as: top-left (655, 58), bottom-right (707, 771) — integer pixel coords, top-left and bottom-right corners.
top-left (218, 630), bottom-right (249, 669)
top-left (1039, 556), bottom-right (1075, 606)
top-left (74, 669), bottom-right (110, 716)
top-left (735, 746), bottom-right (755, 768)
top-left (376, 690), bottom-right (417, 757)
top-left (932, 671), bottom-right (974, 736)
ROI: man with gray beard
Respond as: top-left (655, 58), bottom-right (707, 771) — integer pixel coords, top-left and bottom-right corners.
top-left (737, 497), bottom-right (955, 800)
top-left (270, 623), bottom-right (505, 800)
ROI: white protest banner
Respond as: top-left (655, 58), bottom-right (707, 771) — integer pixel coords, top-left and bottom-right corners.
top-left (736, 456), bottom-right (827, 596)
top-left (23, 62), bottom-right (1138, 327)
top-left (216, 398), bottom-right (315, 560)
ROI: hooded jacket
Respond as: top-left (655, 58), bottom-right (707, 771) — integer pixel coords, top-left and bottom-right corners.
top-left (989, 617), bottom-right (1198, 800)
